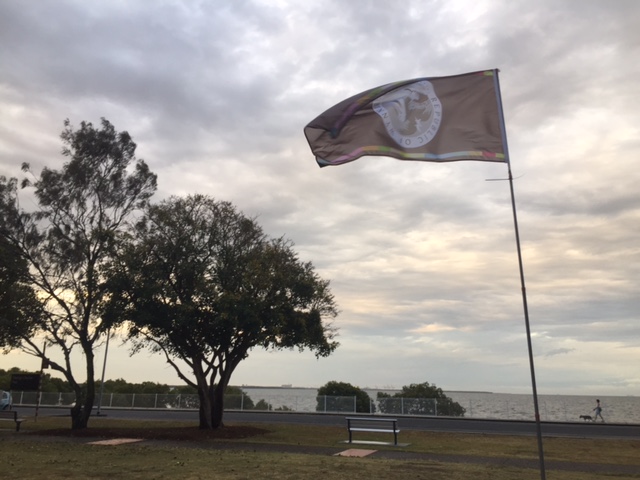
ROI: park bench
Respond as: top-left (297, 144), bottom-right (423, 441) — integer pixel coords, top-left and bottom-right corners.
top-left (0, 410), bottom-right (25, 432)
top-left (346, 417), bottom-right (400, 445)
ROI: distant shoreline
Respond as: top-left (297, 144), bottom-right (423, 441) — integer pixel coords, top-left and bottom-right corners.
top-left (238, 385), bottom-right (493, 394)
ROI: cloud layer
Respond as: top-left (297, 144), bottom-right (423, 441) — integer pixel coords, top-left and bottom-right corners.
top-left (1, 0), bottom-right (639, 394)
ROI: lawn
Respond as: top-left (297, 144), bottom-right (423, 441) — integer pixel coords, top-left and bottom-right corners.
top-left (1, 415), bottom-right (638, 479)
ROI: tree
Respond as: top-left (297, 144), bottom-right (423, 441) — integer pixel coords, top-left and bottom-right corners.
top-left (103, 195), bottom-right (339, 429)
top-left (0, 228), bottom-right (43, 350)
top-left (224, 386), bottom-right (255, 410)
top-left (377, 382), bottom-right (465, 417)
top-left (0, 119), bottom-right (157, 429)
top-left (316, 381), bottom-right (374, 413)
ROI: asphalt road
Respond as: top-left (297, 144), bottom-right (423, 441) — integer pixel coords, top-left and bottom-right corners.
top-left (30, 406), bottom-right (640, 439)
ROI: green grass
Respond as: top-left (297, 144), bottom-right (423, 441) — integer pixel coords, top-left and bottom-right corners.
top-left (2, 416), bottom-right (638, 479)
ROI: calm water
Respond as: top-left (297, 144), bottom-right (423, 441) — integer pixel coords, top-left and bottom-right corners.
top-left (20, 387), bottom-right (640, 424)
top-left (242, 387), bottom-right (640, 424)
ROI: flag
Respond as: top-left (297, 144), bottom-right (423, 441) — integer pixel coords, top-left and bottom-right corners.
top-left (304, 69), bottom-right (508, 167)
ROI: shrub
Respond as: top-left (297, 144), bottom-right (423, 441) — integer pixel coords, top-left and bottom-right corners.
top-left (316, 381), bottom-right (374, 413)
top-left (377, 381), bottom-right (465, 417)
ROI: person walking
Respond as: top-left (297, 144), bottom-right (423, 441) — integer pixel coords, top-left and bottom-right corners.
top-left (593, 399), bottom-right (605, 422)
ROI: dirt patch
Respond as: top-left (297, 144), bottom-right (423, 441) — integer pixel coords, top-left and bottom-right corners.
top-left (31, 425), bottom-right (270, 442)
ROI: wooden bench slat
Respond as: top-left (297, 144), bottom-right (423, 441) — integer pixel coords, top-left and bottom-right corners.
top-left (349, 428), bottom-right (400, 433)
top-left (346, 417), bottom-right (400, 445)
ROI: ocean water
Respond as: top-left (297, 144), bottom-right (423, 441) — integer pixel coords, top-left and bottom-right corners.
top-left (241, 387), bottom-right (640, 424)
top-left (21, 387), bottom-right (640, 424)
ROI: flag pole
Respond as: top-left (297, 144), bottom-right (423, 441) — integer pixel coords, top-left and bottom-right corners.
top-left (494, 69), bottom-right (547, 480)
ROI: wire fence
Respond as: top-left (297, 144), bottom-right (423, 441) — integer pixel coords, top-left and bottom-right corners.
top-left (13, 391), bottom-right (441, 415)
top-left (9, 391), bottom-right (640, 423)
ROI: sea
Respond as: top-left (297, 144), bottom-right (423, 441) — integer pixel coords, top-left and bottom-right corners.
top-left (17, 386), bottom-right (640, 425)
top-left (240, 387), bottom-right (640, 424)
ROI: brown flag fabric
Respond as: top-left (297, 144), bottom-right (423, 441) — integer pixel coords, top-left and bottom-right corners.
top-left (305, 69), bottom-right (508, 167)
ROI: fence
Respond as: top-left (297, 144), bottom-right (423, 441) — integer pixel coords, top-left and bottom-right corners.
top-left (10, 391), bottom-right (640, 423)
top-left (11, 391), bottom-right (441, 415)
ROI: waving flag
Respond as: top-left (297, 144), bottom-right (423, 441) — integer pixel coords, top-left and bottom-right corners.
top-left (305, 69), bottom-right (508, 167)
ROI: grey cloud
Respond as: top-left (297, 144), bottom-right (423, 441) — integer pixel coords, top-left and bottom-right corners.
top-left (544, 348), bottom-right (574, 358)
top-left (1, 0), bottom-right (639, 395)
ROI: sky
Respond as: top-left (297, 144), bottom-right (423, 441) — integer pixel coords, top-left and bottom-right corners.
top-left (1, 0), bottom-right (639, 396)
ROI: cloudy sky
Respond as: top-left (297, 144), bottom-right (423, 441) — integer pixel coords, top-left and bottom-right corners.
top-left (2, 0), bottom-right (639, 396)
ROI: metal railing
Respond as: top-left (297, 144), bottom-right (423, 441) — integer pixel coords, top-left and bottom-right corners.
top-left (11, 391), bottom-right (443, 415)
top-left (9, 391), bottom-right (639, 423)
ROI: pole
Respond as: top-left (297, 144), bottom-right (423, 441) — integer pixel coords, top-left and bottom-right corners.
top-left (494, 69), bottom-right (546, 480)
top-left (96, 329), bottom-right (110, 416)
top-left (35, 342), bottom-right (46, 422)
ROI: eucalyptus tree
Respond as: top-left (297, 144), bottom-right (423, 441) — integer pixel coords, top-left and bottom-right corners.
top-left (104, 195), bottom-right (339, 429)
top-left (0, 119), bottom-right (157, 429)
top-left (0, 222), bottom-right (42, 349)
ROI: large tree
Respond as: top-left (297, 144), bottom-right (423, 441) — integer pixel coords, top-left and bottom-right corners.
top-left (0, 218), bottom-right (42, 349)
top-left (103, 195), bottom-right (339, 429)
top-left (0, 119), bottom-right (157, 429)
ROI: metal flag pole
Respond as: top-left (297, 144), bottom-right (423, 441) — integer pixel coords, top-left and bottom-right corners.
top-left (494, 70), bottom-right (547, 480)
top-left (96, 329), bottom-right (111, 416)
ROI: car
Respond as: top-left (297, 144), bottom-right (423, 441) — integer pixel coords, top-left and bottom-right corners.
top-left (0, 390), bottom-right (12, 410)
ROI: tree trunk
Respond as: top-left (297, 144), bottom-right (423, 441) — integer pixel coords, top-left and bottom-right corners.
top-left (70, 342), bottom-right (95, 430)
top-left (70, 403), bottom-right (86, 429)
top-left (211, 383), bottom-right (225, 429)
top-left (197, 386), bottom-right (213, 429)
top-left (70, 385), bottom-right (91, 430)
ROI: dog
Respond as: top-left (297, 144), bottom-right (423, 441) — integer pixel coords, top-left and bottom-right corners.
top-left (579, 415), bottom-right (593, 421)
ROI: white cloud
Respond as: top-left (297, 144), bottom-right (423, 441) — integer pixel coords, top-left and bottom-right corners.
top-left (1, 0), bottom-right (639, 395)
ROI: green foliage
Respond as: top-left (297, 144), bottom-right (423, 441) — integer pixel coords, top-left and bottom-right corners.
top-left (172, 385), bottom-right (198, 395)
top-left (0, 118), bottom-right (157, 429)
top-left (96, 379), bottom-right (173, 395)
top-left (0, 185), bottom-right (43, 350)
top-left (275, 405), bottom-right (293, 411)
top-left (224, 385), bottom-right (255, 410)
top-left (316, 381), bottom-right (374, 413)
top-left (377, 382), bottom-right (465, 417)
top-left (253, 399), bottom-right (272, 411)
top-left (103, 194), bottom-right (338, 428)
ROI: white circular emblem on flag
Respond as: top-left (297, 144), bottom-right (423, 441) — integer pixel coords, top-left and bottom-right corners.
top-left (373, 80), bottom-right (442, 149)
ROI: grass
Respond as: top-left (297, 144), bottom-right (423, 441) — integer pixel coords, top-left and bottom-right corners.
top-left (1, 415), bottom-right (639, 479)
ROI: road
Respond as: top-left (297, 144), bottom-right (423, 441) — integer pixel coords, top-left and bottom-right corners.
top-left (31, 406), bottom-right (640, 439)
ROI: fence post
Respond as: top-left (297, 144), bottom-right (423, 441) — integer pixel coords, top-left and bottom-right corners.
top-left (132, 393), bottom-right (136, 408)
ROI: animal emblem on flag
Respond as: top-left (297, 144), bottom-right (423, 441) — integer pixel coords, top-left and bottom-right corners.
top-left (372, 80), bottom-right (442, 149)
